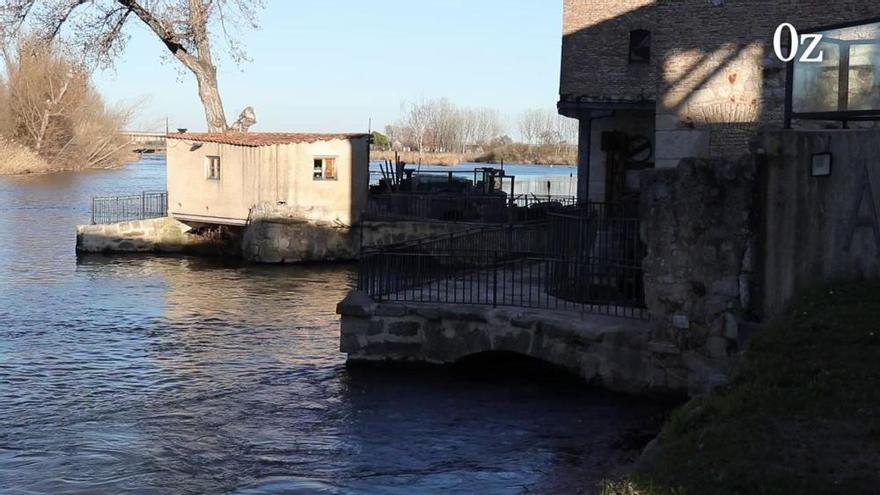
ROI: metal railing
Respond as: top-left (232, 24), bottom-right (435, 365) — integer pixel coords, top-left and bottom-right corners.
top-left (90, 191), bottom-right (167, 225)
top-left (358, 202), bottom-right (646, 319)
top-left (365, 192), bottom-right (578, 223)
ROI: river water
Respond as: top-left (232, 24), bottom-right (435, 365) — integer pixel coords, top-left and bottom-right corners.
top-left (0, 159), bottom-right (663, 494)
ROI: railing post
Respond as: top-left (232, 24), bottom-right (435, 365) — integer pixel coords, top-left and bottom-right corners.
top-left (141, 191), bottom-right (146, 220)
top-left (91, 197), bottom-right (95, 225)
top-left (492, 255), bottom-right (498, 308)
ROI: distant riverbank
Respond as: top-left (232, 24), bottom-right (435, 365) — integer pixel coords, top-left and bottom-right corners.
top-left (0, 138), bottom-right (138, 175)
top-left (372, 144), bottom-right (577, 167)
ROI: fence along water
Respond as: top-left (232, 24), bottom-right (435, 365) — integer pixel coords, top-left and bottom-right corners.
top-left (359, 202), bottom-right (646, 319)
top-left (91, 191), bottom-right (167, 225)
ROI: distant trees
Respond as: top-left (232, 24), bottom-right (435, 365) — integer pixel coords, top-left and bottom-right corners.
top-left (386, 100), bottom-right (578, 154)
top-left (0, 0), bottom-right (264, 132)
top-left (389, 98), bottom-right (506, 154)
top-left (371, 130), bottom-right (390, 150)
top-left (518, 108), bottom-right (578, 146)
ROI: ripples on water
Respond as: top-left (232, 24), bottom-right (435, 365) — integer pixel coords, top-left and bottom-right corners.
top-left (0, 161), bottom-right (664, 494)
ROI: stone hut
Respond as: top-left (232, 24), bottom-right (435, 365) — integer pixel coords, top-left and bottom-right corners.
top-left (166, 132), bottom-right (370, 227)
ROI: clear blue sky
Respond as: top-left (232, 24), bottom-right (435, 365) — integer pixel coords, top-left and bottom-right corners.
top-left (92, 0), bottom-right (563, 134)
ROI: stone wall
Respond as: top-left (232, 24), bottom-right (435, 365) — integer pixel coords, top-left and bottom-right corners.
top-left (76, 217), bottom-right (238, 255)
top-left (640, 157), bottom-right (758, 393)
top-left (243, 219), bottom-right (357, 263)
top-left (337, 291), bottom-right (677, 396)
top-left (241, 203), bottom-right (482, 263)
top-left (759, 129), bottom-right (880, 318)
top-left (359, 220), bottom-right (474, 250)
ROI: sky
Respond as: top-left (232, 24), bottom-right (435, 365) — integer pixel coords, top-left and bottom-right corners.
top-left (91, 0), bottom-right (564, 134)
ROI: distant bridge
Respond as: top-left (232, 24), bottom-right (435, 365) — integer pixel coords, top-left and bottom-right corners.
top-left (121, 131), bottom-right (166, 154)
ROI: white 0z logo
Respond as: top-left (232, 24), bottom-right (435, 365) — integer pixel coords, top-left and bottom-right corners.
top-left (774, 23), bottom-right (824, 62)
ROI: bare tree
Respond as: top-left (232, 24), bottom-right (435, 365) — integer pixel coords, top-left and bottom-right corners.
top-left (471, 108), bottom-right (504, 146)
top-left (0, 0), bottom-right (264, 132)
top-left (557, 115), bottom-right (578, 145)
top-left (425, 98), bottom-right (460, 152)
top-left (519, 108), bottom-right (563, 145)
top-left (2, 37), bottom-right (133, 169)
top-left (402, 99), bottom-right (430, 156)
top-left (5, 37), bottom-right (88, 153)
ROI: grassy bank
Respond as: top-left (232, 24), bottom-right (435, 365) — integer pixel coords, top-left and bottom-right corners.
top-left (605, 281), bottom-right (880, 495)
top-left (0, 138), bottom-right (53, 175)
top-left (371, 144), bottom-right (577, 167)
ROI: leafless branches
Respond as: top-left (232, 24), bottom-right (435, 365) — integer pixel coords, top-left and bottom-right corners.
top-left (0, 0), bottom-right (265, 131)
top-left (1, 36), bottom-right (134, 171)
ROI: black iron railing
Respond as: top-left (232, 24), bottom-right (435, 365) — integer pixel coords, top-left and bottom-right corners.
top-left (358, 202), bottom-right (646, 319)
top-left (90, 191), bottom-right (167, 225)
top-left (365, 193), bottom-right (578, 223)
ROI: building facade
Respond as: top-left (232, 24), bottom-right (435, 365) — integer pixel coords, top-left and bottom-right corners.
top-left (559, 0), bottom-right (880, 202)
top-left (166, 132), bottom-right (370, 227)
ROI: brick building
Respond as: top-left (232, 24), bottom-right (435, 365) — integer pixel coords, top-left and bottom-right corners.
top-left (559, 0), bottom-right (880, 202)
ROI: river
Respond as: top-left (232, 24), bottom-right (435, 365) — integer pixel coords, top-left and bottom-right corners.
top-left (0, 159), bottom-right (663, 494)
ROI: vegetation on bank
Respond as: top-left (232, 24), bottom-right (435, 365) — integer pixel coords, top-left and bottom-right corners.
top-left (0, 38), bottom-right (133, 175)
top-left (371, 143), bottom-right (577, 167)
top-left (604, 282), bottom-right (880, 495)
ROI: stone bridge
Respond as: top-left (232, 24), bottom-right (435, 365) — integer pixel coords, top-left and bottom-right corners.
top-left (336, 291), bottom-right (693, 397)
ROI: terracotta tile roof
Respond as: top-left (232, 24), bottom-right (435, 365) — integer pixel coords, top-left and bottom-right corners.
top-left (167, 132), bottom-right (370, 147)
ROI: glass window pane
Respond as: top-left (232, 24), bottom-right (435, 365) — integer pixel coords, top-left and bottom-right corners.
top-left (791, 20), bottom-right (880, 115)
top-left (792, 41), bottom-right (840, 113)
top-left (849, 43), bottom-right (880, 111)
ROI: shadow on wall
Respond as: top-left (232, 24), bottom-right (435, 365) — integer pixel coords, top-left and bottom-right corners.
top-left (561, 0), bottom-right (880, 165)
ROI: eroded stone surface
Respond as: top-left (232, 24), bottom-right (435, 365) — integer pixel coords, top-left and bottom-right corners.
top-left (337, 292), bottom-right (679, 396)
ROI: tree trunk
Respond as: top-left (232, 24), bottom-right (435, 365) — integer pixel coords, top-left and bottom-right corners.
top-left (192, 63), bottom-right (227, 133)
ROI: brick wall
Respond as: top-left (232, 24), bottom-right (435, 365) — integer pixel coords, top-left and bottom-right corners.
top-left (655, 0), bottom-right (880, 162)
top-left (561, 0), bottom-right (880, 163)
top-left (560, 0), bottom-right (656, 102)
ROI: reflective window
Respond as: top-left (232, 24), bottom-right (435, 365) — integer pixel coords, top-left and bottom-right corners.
top-left (791, 21), bottom-right (880, 119)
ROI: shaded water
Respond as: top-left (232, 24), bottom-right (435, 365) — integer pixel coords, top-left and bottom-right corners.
top-left (0, 161), bottom-right (662, 494)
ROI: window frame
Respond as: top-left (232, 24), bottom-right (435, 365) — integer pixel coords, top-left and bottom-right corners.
top-left (785, 17), bottom-right (880, 126)
top-left (312, 156), bottom-right (338, 181)
top-left (205, 155), bottom-right (221, 181)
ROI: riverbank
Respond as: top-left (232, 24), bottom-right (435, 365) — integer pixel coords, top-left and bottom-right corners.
top-left (605, 281), bottom-right (880, 495)
top-left (372, 144), bottom-right (577, 166)
top-left (0, 137), bottom-right (138, 175)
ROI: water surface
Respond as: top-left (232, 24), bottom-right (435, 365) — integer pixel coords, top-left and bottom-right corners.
top-left (0, 160), bottom-right (661, 494)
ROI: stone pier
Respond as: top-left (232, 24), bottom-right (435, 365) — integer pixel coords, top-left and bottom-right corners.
top-left (76, 216), bottom-right (239, 255)
top-left (337, 291), bottom-right (692, 397)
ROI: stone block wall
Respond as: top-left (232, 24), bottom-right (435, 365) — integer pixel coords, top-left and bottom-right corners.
top-left (640, 157), bottom-right (758, 392)
top-left (337, 291), bottom-right (672, 396)
top-left (76, 217), bottom-right (235, 254)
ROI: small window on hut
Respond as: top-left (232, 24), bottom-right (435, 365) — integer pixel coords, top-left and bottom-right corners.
top-left (313, 157), bottom-right (337, 180)
top-left (206, 156), bottom-right (221, 180)
top-left (629, 29), bottom-right (651, 64)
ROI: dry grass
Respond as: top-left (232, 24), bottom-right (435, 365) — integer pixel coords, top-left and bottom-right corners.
top-left (371, 150), bottom-right (469, 166)
top-left (604, 281), bottom-right (880, 495)
top-left (0, 137), bottom-right (53, 175)
top-left (372, 144), bottom-right (577, 167)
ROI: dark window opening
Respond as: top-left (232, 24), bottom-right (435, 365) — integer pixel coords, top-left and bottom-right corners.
top-left (206, 156), bottom-right (220, 180)
top-left (629, 29), bottom-right (651, 64)
top-left (313, 157), bottom-right (337, 180)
